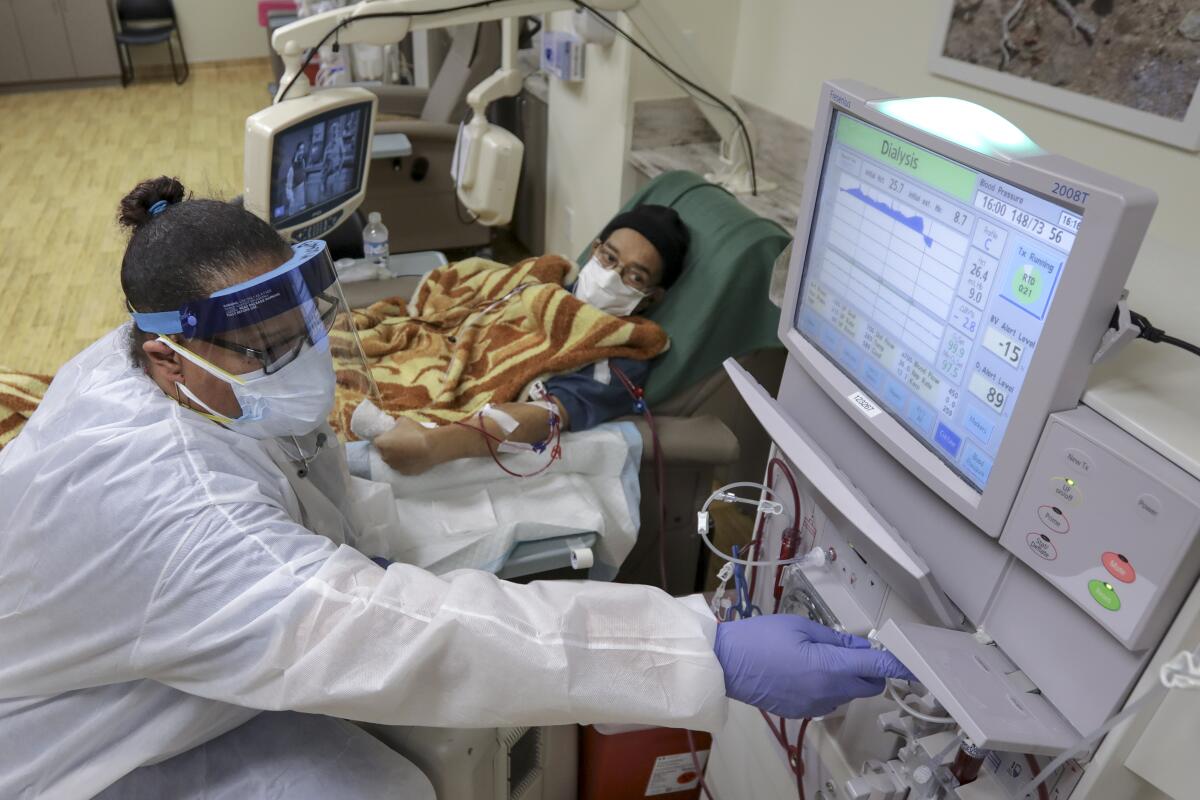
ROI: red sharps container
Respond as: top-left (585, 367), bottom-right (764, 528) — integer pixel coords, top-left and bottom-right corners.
top-left (579, 724), bottom-right (713, 800)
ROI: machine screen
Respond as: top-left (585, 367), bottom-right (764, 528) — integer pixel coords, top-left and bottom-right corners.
top-left (795, 112), bottom-right (1081, 491)
top-left (269, 101), bottom-right (371, 226)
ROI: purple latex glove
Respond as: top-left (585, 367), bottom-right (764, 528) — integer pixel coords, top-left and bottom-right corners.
top-left (714, 615), bottom-right (916, 719)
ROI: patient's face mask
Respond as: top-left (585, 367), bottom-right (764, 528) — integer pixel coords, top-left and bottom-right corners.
top-left (159, 336), bottom-right (336, 439)
top-left (574, 257), bottom-right (648, 317)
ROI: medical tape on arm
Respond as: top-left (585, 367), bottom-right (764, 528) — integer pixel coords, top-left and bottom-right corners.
top-left (480, 404), bottom-right (520, 435)
top-left (475, 404), bottom-right (522, 453)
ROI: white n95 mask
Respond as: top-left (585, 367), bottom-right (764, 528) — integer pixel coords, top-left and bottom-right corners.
top-left (573, 257), bottom-right (647, 317)
top-left (158, 336), bottom-right (336, 440)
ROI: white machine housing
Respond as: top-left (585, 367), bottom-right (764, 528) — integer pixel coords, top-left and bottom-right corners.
top-left (779, 82), bottom-right (1156, 539)
top-left (451, 115), bottom-right (524, 227)
top-left (710, 79), bottom-right (1200, 800)
top-left (244, 87), bottom-right (377, 242)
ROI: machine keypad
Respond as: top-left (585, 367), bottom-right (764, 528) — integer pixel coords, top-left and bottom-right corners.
top-left (1000, 412), bottom-right (1200, 650)
top-left (1064, 448), bottom-right (1094, 475)
top-left (1037, 505), bottom-right (1070, 534)
top-left (1027, 533), bottom-right (1057, 560)
top-left (1102, 551), bottom-right (1135, 583)
top-left (1136, 493), bottom-right (1161, 521)
top-left (1050, 476), bottom-right (1082, 506)
top-left (1088, 579), bottom-right (1121, 612)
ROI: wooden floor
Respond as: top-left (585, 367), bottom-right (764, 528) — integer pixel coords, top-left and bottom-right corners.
top-left (0, 61), bottom-right (274, 375)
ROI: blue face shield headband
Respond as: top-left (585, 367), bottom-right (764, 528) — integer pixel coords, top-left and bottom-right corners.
top-left (131, 240), bottom-right (341, 375)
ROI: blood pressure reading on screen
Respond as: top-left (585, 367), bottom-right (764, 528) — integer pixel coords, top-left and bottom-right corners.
top-left (795, 112), bottom-right (1080, 491)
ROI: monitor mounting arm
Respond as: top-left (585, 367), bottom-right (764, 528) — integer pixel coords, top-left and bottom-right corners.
top-left (270, 0), bottom-right (769, 195)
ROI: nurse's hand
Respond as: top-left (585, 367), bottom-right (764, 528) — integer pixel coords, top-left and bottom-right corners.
top-left (374, 417), bottom-right (438, 475)
top-left (714, 615), bottom-right (915, 719)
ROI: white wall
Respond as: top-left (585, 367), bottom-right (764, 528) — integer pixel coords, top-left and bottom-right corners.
top-left (629, 0), bottom-right (742, 101)
top-left (731, 0), bottom-right (1198, 254)
top-left (123, 0), bottom-right (268, 66)
top-left (544, 1), bottom-right (741, 257)
top-left (544, 10), bottom-right (636, 257)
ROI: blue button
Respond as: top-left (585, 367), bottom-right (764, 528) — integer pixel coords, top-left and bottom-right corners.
top-left (964, 407), bottom-right (995, 444)
top-left (884, 380), bottom-right (907, 412)
top-left (839, 341), bottom-right (862, 373)
top-left (961, 442), bottom-right (993, 485)
top-left (862, 363), bottom-right (885, 392)
top-left (934, 423), bottom-right (962, 457)
top-left (819, 324), bottom-right (841, 353)
top-left (905, 401), bottom-right (936, 436)
top-left (799, 309), bottom-right (820, 337)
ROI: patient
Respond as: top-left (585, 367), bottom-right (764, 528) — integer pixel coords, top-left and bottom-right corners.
top-left (374, 204), bottom-right (688, 474)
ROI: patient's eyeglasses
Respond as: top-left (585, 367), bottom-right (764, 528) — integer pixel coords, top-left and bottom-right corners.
top-left (594, 242), bottom-right (655, 290)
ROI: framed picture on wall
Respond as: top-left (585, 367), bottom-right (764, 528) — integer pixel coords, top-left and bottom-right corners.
top-left (930, 0), bottom-right (1200, 150)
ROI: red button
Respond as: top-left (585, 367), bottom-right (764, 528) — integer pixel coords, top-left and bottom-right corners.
top-left (1102, 552), bottom-right (1135, 583)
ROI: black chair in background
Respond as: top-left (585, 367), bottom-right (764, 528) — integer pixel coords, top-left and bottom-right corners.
top-left (113, 0), bottom-right (189, 87)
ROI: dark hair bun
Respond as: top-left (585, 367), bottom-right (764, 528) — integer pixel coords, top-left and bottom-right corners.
top-left (118, 176), bottom-right (188, 231)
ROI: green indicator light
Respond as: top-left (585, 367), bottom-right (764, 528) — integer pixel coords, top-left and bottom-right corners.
top-left (1088, 579), bottom-right (1121, 612)
top-left (870, 96), bottom-right (1044, 161)
top-left (1066, 478), bottom-right (1075, 486)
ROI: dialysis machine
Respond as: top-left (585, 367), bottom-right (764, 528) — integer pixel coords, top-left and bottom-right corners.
top-left (707, 80), bottom-right (1200, 800)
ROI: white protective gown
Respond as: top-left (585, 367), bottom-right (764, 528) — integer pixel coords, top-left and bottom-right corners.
top-left (0, 327), bottom-right (727, 799)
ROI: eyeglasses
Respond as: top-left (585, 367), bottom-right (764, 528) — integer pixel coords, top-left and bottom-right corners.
top-left (594, 242), bottom-right (655, 290)
top-left (207, 298), bottom-right (339, 374)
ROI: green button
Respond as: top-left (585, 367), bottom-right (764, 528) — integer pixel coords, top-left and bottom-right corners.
top-left (1088, 579), bottom-right (1121, 612)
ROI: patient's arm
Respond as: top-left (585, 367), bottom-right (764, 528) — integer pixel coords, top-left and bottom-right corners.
top-left (374, 400), bottom-right (570, 475)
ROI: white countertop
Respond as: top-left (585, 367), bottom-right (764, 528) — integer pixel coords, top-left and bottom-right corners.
top-left (1083, 236), bottom-right (1200, 479)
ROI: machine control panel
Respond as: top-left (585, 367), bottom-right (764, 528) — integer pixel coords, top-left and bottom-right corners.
top-left (999, 406), bottom-right (1200, 650)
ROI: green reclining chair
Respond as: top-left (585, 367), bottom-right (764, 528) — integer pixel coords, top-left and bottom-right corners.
top-left (360, 171), bottom-right (791, 800)
top-left (340, 170), bottom-right (790, 596)
top-left (590, 171), bottom-right (790, 595)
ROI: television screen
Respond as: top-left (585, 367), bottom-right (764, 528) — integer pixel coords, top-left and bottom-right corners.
top-left (269, 101), bottom-right (371, 227)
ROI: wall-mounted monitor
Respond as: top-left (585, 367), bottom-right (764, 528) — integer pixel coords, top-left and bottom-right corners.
top-left (245, 87), bottom-right (376, 243)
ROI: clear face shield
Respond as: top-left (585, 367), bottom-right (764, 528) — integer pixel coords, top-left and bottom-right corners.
top-left (131, 239), bottom-right (377, 437)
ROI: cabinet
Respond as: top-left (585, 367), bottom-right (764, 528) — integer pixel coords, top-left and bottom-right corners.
top-left (0, 0), bottom-right (120, 87)
top-left (60, 0), bottom-right (121, 78)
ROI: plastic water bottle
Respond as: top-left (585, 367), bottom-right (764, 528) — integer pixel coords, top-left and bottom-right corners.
top-left (362, 212), bottom-right (389, 268)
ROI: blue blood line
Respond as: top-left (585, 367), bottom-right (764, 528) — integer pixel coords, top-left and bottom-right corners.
top-left (842, 187), bottom-right (932, 247)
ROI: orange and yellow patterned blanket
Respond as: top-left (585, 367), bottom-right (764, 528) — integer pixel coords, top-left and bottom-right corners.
top-left (0, 256), bottom-right (668, 449)
top-left (331, 254), bottom-right (669, 432)
top-left (0, 369), bottom-right (51, 451)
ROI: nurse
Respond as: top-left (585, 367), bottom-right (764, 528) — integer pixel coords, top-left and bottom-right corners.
top-left (0, 177), bottom-right (912, 799)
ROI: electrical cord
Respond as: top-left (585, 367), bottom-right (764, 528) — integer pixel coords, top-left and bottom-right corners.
top-left (570, 0), bottom-right (758, 195)
top-left (1126, 309), bottom-right (1200, 358)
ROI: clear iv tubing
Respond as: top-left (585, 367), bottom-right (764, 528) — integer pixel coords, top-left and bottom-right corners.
top-left (699, 483), bottom-right (816, 568)
top-left (1016, 682), bottom-right (1167, 798)
top-left (1018, 640), bottom-right (1200, 797)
